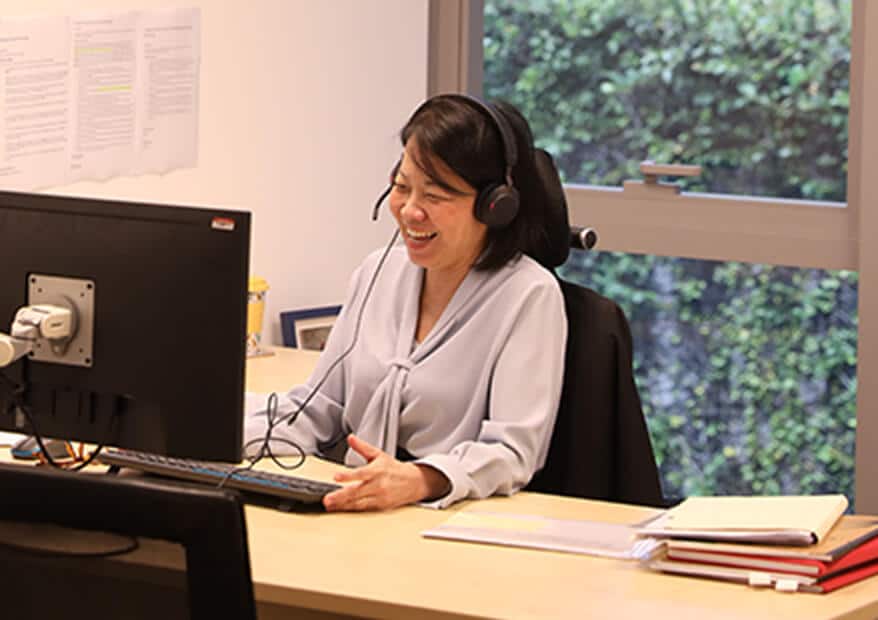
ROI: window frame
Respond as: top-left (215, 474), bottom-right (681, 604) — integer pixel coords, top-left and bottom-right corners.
top-left (430, 0), bottom-right (878, 513)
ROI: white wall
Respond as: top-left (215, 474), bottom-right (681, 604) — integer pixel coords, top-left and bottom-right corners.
top-left (1, 0), bottom-right (429, 344)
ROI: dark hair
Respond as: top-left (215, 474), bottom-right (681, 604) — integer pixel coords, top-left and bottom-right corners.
top-left (400, 94), bottom-right (555, 271)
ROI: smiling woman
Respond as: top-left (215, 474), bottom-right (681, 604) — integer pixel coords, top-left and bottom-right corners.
top-left (243, 94), bottom-right (570, 512)
top-left (389, 135), bottom-right (486, 300)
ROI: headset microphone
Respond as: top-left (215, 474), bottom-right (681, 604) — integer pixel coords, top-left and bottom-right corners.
top-left (371, 184), bottom-right (392, 221)
top-left (371, 160), bottom-right (401, 222)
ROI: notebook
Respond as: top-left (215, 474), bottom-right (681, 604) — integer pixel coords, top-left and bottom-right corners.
top-left (637, 494), bottom-right (848, 545)
top-left (665, 515), bottom-right (878, 575)
top-left (647, 551), bottom-right (878, 594)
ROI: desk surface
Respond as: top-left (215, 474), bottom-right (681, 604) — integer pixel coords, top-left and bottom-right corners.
top-left (3, 346), bottom-right (878, 619)
top-left (243, 462), bottom-right (878, 620)
top-left (241, 347), bottom-right (878, 620)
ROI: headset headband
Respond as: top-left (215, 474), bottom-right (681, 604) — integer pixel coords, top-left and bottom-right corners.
top-left (459, 95), bottom-right (518, 184)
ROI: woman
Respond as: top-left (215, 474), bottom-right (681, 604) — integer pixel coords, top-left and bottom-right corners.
top-left (244, 94), bottom-right (567, 511)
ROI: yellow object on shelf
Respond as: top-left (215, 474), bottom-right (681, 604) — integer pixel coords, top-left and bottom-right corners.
top-left (247, 276), bottom-right (271, 358)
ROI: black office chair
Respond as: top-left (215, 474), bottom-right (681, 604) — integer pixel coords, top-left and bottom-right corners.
top-left (0, 462), bottom-right (256, 620)
top-left (527, 279), bottom-right (664, 506)
top-left (524, 148), bottom-right (664, 507)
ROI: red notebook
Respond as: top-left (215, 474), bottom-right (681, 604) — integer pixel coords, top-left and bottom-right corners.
top-left (647, 556), bottom-right (878, 593)
top-left (648, 515), bottom-right (878, 593)
top-left (806, 560), bottom-right (878, 593)
top-left (667, 529), bottom-right (878, 577)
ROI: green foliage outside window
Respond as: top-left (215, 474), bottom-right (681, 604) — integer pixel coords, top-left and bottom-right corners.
top-left (484, 0), bottom-right (858, 503)
top-left (485, 0), bottom-right (850, 199)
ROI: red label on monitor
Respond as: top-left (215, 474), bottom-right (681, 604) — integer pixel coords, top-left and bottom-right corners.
top-left (211, 217), bottom-right (235, 231)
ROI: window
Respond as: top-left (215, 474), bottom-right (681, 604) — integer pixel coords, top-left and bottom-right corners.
top-left (483, 0), bottom-right (856, 503)
top-left (429, 0), bottom-right (878, 510)
top-left (485, 0), bottom-right (851, 202)
top-left (560, 251), bottom-right (856, 500)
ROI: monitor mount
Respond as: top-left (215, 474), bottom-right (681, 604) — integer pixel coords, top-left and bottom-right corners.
top-left (0, 275), bottom-right (95, 368)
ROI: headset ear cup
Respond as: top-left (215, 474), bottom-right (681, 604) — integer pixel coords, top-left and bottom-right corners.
top-left (474, 183), bottom-right (499, 225)
top-left (475, 184), bottom-right (519, 228)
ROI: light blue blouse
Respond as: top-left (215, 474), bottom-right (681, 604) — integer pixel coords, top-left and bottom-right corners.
top-left (244, 246), bottom-right (567, 508)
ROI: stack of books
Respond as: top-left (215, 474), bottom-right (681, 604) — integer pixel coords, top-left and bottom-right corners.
top-left (640, 494), bottom-right (878, 593)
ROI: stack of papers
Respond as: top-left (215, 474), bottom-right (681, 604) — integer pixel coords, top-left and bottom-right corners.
top-left (422, 511), bottom-right (661, 560)
top-left (638, 494), bottom-right (878, 593)
top-left (420, 495), bottom-right (874, 594)
top-left (647, 516), bottom-right (878, 593)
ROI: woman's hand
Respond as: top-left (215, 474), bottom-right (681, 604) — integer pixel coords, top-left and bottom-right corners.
top-left (322, 434), bottom-right (450, 512)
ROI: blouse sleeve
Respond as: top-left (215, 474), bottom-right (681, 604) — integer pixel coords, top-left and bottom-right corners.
top-left (242, 262), bottom-right (368, 458)
top-left (416, 276), bottom-right (567, 508)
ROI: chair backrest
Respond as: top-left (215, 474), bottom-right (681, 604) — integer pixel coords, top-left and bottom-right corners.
top-left (515, 142), bottom-right (662, 505)
top-left (0, 463), bottom-right (256, 620)
top-left (527, 278), bottom-right (664, 507)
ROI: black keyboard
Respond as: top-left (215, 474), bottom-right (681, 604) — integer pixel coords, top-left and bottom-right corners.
top-left (99, 448), bottom-right (340, 505)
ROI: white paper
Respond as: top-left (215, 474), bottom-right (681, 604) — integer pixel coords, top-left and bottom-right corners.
top-left (422, 511), bottom-right (663, 560)
top-left (0, 16), bottom-right (71, 190)
top-left (69, 11), bottom-right (140, 182)
top-left (0, 431), bottom-right (26, 447)
top-left (0, 9), bottom-right (200, 191)
top-left (137, 8), bottom-right (200, 174)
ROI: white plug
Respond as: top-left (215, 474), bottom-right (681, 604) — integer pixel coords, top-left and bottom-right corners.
top-left (13, 305), bottom-right (73, 341)
top-left (0, 304), bottom-right (75, 368)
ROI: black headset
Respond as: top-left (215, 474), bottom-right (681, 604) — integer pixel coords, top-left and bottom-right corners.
top-left (466, 96), bottom-right (520, 228)
top-left (372, 95), bottom-right (520, 229)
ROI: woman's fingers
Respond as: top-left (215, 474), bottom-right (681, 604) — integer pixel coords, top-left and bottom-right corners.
top-left (346, 434), bottom-right (383, 462)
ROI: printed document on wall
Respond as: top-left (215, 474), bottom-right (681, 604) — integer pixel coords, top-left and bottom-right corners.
top-left (0, 16), bottom-right (71, 190)
top-left (137, 8), bottom-right (200, 175)
top-left (69, 11), bottom-right (140, 182)
top-left (0, 8), bottom-right (200, 192)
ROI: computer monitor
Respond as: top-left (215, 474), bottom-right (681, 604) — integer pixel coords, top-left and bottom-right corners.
top-left (0, 190), bottom-right (250, 462)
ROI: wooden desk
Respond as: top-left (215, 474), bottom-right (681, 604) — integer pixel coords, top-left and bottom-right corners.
top-left (3, 347), bottom-right (877, 619)
top-left (245, 345), bottom-right (321, 394)
top-left (242, 347), bottom-right (878, 620)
